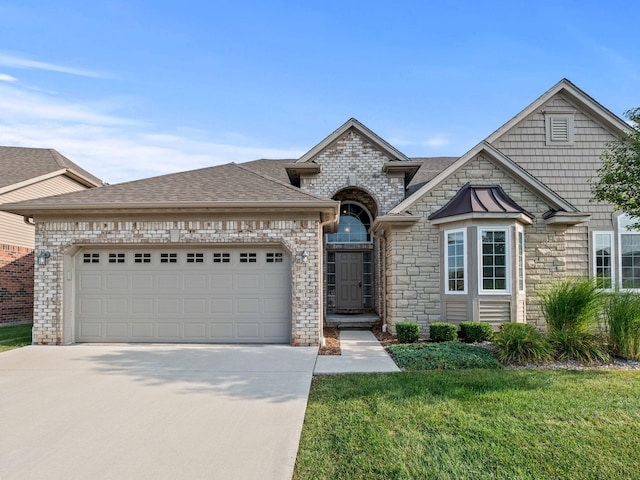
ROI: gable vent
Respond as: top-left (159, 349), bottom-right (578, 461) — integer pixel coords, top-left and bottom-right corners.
top-left (550, 118), bottom-right (569, 141)
top-left (545, 113), bottom-right (574, 146)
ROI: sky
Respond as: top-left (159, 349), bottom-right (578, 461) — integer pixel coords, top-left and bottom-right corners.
top-left (0, 1), bottom-right (638, 184)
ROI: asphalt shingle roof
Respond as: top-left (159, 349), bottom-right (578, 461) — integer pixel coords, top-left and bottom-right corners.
top-left (4, 162), bottom-right (334, 210)
top-left (0, 146), bottom-right (103, 189)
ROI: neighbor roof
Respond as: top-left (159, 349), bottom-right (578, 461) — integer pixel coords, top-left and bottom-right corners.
top-left (0, 146), bottom-right (103, 190)
top-left (1, 162), bottom-right (339, 216)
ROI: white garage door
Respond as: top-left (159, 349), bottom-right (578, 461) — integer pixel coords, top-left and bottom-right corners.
top-left (75, 246), bottom-right (291, 343)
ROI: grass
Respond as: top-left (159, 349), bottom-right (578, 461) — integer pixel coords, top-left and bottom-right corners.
top-left (294, 370), bottom-right (640, 480)
top-left (604, 291), bottom-right (640, 360)
top-left (0, 323), bottom-right (32, 352)
top-left (387, 342), bottom-right (502, 370)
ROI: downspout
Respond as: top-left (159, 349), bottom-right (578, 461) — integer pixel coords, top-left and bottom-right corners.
top-left (23, 216), bottom-right (35, 226)
top-left (372, 227), bottom-right (387, 333)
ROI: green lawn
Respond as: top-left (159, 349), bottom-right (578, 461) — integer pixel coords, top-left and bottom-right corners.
top-left (0, 323), bottom-right (32, 352)
top-left (294, 369), bottom-right (640, 480)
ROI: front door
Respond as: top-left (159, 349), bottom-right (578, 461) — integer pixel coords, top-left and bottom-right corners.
top-left (336, 252), bottom-right (363, 310)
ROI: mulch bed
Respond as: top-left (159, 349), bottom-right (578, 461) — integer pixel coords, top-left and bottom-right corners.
top-left (318, 327), bottom-right (341, 355)
top-left (323, 326), bottom-right (640, 370)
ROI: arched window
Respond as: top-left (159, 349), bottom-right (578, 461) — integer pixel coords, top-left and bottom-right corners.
top-left (326, 203), bottom-right (371, 243)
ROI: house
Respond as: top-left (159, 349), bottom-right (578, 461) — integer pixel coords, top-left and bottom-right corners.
top-left (0, 148), bottom-right (103, 324)
top-left (1, 79), bottom-right (633, 345)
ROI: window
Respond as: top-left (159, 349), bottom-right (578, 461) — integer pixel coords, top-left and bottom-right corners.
top-left (160, 253), bottom-right (177, 263)
top-left (240, 253), bottom-right (257, 263)
top-left (134, 253), bottom-right (151, 264)
top-left (213, 253), bottom-right (230, 263)
top-left (545, 113), bottom-right (575, 146)
top-left (518, 227), bottom-right (525, 293)
top-left (445, 229), bottom-right (466, 293)
top-left (593, 232), bottom-right (614, 289)
top-left (363, 252), bottom-right (373, 308)
top-left (619, 216), bottom-right (640, 289)
top-left (326, 252), bottom-right (336, 309)
top-left (83, 253), bottom-right (99, 264)
top-left (266, 252), bottom-right (283, 263)
top-left (108, 253), bottom-right (125, 264)
top-left (326, 203), bottom-right (371, 243)
top-left (186, 253), bottom-right (204, 263)
top-left (479, 228), bottom-right (510, 293)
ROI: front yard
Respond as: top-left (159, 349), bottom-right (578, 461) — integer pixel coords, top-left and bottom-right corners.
top-left (294, 369), bottom-right (640, 480)
top-left (0, 323), bottom-right (32, 352)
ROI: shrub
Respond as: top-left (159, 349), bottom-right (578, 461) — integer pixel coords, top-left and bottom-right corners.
top-left (396, 322), bottom-right (420, 343)
top-left (493, 322), bottom-right (553, 365)
top-left (387, 342), bottom-right (502, 370)
top-left (604, 291), bottom-right (640, 360)
top-left (549, 328), bottom-right (610, 364)
top-left (429, 322), bottom-right (458, 342)
top-left (459, 321), bottom-right (494, 343)
top-left (540, 278), bottom-right (602, 333)
top-left (540, 278), bottom-right (609, 363)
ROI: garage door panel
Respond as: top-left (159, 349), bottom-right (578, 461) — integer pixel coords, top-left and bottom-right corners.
top-left (131, 323), bottom-right (154, 338)
top-left (211, 298), bottom-right (233, 314)
top-left (105, 323), bottom-right (128, 338)
top-left (158, 298), bottom-right (181, 314)
top-left (76, 247), bottom-right (291, 344)
top-left (131, 274), bottom-right (154, 289)
top-left (106, 275), bottom-right (128, 290)
top-left (132, 298), bottom-right (154, 314)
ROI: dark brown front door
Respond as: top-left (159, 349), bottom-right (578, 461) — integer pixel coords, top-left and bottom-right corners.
top-left (336, 252), bottom-right (363, 310)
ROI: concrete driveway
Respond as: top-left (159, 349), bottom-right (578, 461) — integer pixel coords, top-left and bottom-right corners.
top-left (0, 344), bottom-right (318, 480)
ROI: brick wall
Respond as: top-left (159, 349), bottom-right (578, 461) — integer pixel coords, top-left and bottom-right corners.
top-left (33, 215), bottom-right (322, 346)
top-left (0, 244), bottom-right (34, 324)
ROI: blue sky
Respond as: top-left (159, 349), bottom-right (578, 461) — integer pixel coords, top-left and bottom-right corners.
top-left (0, 1), bottom-right (638, 184)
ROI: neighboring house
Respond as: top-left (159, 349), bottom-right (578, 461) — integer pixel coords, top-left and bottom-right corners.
top-left (1, 79), bottom-right (633, 345)
top-left (0, 147), bottom-right (103, 324)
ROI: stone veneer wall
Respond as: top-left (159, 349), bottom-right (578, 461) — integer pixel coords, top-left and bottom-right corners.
top-left (33, 215), bottom-right (322, 346)
top-left (0, 244), bottom-right (34, 324)
top-left (385, 154), bottom-right (568, 334)
top-left (300, 130), bottom-right (405, 215)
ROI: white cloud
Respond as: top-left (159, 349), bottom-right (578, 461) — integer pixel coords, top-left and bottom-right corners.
top-left (0, 73), bottom-right (17, 83)
top-left (0, 52), bottom-right (106, 78)
top-left (0, 82), bottom-right (302, 184)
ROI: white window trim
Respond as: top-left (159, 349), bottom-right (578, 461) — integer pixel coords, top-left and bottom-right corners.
top-left (444, 228), bottom-right (467, 295)
top-left (617, 215), bottom-right (640, 291)
top-left (478, 227), bottom-right (511, 295)
top-left (517, 226), bottom-right (525, 294)
top-left (545, 113), bottom-right (575, 146)
top-left (593, 231), bottom-right (615, 291)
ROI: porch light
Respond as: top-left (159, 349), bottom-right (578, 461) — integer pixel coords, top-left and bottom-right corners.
top-left (299, 250), bottom-right (309, 263)
top-left (37, 251), bottom-right (51, 265)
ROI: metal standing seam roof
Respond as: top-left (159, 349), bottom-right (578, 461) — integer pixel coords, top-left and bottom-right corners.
top-left (428, 183), bottom-right (534, 220)
top-left (0, 146), bottom-right (103, 189)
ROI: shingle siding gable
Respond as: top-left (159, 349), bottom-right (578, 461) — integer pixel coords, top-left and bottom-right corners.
top-left (492, 92), bottom-right (617, 229)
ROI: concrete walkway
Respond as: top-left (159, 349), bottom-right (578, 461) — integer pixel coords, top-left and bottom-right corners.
top-left (314, 329), bottom-right (400, 374)
top-left (0, 344), bottom-right (317, 480)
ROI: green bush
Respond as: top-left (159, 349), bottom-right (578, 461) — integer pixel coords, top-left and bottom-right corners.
top-left (396, 322), bottom-right (421, 343)
top-left (493, 322), bottom-right (553, 365)
top-left (540, 278), bottom-right (609, 363)
top-left (429, 322), bottom-right (458, 342)
top-left (387, 341), bottom-right (502, 370)
top-left (604, 291), bottom-right (640, 360)
top-left (540, 278), bottom-right (602, 333)
top-left (549, 328), bottom-right (610, 364)
top-left (459, 321), bottom-right (494, 343)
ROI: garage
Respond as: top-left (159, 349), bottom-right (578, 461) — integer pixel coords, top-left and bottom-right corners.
top-left (75, 246), bottom-right (291, 344)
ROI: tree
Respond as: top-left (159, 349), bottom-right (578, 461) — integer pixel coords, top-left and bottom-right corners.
top-left (592, 107), bottom-right (640, 228)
